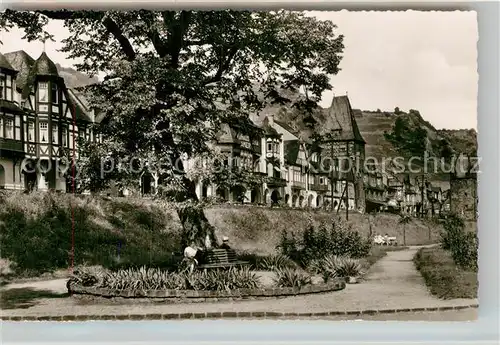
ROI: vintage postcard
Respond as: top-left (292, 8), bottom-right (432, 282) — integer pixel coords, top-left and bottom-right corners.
top-left (0, 9), bottom-right (478, 323)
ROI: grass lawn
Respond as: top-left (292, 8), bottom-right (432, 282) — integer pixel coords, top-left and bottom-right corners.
top-left (0, 288), bottom-right (68, 310)
top-left (413, 247), bottom-right (478, 299)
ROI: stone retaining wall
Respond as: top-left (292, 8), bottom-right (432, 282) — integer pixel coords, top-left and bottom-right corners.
top-left (68, 279), bottom-right (345, 302)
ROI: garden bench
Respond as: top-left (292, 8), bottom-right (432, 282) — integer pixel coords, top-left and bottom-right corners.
top-left (198, 249), bottom-right (249, 270)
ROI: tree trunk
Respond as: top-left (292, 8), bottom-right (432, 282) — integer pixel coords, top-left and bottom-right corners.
top-left (173, 175), bottom-right (218, 250)
top-left (403, 224), bottom-right (406, 246)
top-left (177, 203), bottom-right (217, 250)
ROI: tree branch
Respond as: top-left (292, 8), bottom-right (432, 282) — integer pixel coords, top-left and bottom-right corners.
top-left (101, 15), bottom-right (136, 61)
top-left (165, 11), bottom-right (192, 68)
top-left (202, 46), bottom-right (239, 86)
top-left (36, 10), bottom-right (136, 61)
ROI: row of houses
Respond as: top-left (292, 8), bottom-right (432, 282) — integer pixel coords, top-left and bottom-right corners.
top-left (0, 50), bottom-right (477, 220)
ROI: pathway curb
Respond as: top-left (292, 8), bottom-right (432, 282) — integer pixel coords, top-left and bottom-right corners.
top-left (1, 303), bottom-right (479, 321)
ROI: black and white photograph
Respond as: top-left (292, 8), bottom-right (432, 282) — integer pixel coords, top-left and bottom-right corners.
top-left (0, 9), bottom-right (479, 323)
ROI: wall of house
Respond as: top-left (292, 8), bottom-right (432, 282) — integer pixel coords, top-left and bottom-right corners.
top-left (0, 158), bottom-right (24, 190)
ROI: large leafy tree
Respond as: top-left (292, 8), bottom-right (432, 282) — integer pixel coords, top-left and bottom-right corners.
top-left (1, 9), bottom-right (344, 249)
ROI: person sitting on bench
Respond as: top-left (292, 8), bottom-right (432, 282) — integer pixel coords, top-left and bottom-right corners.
top-left (184, 243), bottom-right (203, 273)
top-left (220, 236), bottom-right (231, 250)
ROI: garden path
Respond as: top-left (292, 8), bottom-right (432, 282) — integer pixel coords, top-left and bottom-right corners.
top-left (0, 246), bottom-right (478, 317)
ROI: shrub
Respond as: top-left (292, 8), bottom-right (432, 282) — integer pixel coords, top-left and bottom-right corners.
top-left (70, 266), bottom-right (261, 292)
top-left (187, 267), bottom-right (261, 291)
top-left (451, 231), bottom-right (478, 272)
top-left (314, 255), bottom-right (363, 282)
top-left (331, 256), bottom-right (363, 278)
top-left (0, 192), bottom-right (181, 276)
top-left (277, 217), bottom-right (371, 267)
top-left (440, 214), bottom-right (478, 271)
top-left (259, 254), bottom-right (297, 271)
top-left (440, 215), bottom-right (465, 250)
top-left (273, 267), bottom-right (312, 288)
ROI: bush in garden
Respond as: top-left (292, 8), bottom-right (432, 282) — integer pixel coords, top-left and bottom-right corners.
top-left (315, 255), bottom-right (363, 283)
top-left (259, 254), bottom-right (298, 271)
top-left (450, 231), bottom-right (478, 272)
top-left (277, 217), bottom-right (371, 267)
top-left (185, 266), bottom-right (261, 291)
top-left (273, 267), bottom-right (312, 288)
top-left (440, 214), bottom-right (466, 250)
top-left (69, 265), bottom-right (261, 292)
top-left (330, 256), bottom-right (363, 278)
top-left (277, 230), bottom-right (302, 264)
top-left (440, 214), bottom-right (478, 272)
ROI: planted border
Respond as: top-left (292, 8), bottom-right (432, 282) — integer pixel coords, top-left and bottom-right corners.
top-left (67, 279), bottom-right (345, 301)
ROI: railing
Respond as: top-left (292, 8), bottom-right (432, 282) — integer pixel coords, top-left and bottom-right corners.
top-left (309, 183), bottom-right (328, 191)
top-left (267, 177), bottom-right (287, 187)
top-left (290, 180), bottom-right (306, 189)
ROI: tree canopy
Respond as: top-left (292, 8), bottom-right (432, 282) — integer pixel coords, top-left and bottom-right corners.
top-left (384, 117), bottom-right (428, 159)
top-left (2, 10), bottom-right (344, 195)
top-left (1, 10), bottom-right (345, 248)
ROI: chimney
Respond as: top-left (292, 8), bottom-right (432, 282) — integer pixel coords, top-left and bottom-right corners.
top-left (268, 114), bottom-right (274, 126)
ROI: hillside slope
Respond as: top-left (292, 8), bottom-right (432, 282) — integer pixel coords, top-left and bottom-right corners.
top-left (55, 63), bottom-right (99, 88)
top-left (0, 193), bottom-right (442, 276)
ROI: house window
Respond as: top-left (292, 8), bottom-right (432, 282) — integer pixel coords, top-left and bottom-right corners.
top-left (39, 121), bottom-right (48, 142)
top-left (0, 76), bottom-right (4, 99)
top-left (38, 82), bottom-right (48, 102)
top-left (267, 143), bottom-right (272, 152)
top-left (61, 127), bottom-right (67, 146)
top-left (51, 83), bottom-right (58, 104)
top-left (14, 116), bottom-right (20, 139)
top-left (0, 118), bottom-right (3, 138)
top-left (5, 119), bottom-right (13, 139)
top-left (52, 124), bottom-right (59, 144)
top-left (28, 122), bottom-right (35, 141)
top-left (319, 177), bottom-right (324, 184)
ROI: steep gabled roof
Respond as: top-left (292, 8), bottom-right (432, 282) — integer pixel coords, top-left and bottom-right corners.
top-left (261, 117), bottom-right (281, 137)
top-left (4, 50), bottom-right (35, 91)
top-left (0, 52), bottom-right (15, 72)
top-left (274, 119), bottom-right (298, 136)
top-left (31, 52), bottom-right (59, 77)
top-left (20, 52), bottom-right (62, 99)
top-left (66, 89), bottom-right (93, 123)
top-left (322, 95), bottom-right (365, 143)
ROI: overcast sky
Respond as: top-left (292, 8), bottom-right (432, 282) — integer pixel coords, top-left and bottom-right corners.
top-left (0, 10), bottom-right (477, 130)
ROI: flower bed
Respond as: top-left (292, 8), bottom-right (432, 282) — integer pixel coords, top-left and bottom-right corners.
top-left (67, 266), bottom-right (345, 303)
top-left (67, 279), bottom-right (345, 301)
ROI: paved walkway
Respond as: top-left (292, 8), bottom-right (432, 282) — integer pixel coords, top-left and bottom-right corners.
top-left (0, 246), bottom-right (478, 318)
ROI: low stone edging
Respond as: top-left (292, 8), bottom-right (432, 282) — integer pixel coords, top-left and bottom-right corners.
top-left (67, 279), bottom-right (345, 301)
top-left (0, 304), bottom-right (479, 321)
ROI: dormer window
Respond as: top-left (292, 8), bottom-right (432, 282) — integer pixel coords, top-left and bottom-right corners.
top-left (51, 84), bottom-right (58, 104)
top-left (39, 121), bottom-right (48, 142)
top-left (38, 82), bottom-right (48, 102)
